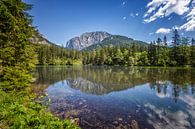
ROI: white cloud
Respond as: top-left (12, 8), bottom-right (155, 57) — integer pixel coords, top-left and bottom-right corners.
top-left (144, 0), bottom-right (191, 23)
top-left (172, 25), bottom-right (180, 30)
top-left (144, 0), bottom-right (195, 32)
top-left (144, 103), bottom-right (192, 129)
top-left (156, 93), bottom-right (170, 98)
top-left (179, 7), bottom-right (195, 31)
top-left (123, 16), bottom-right (127, 20)
top-left (155, 28), bottom-right (171, 34)
top-left (122, 1), bottom-right (126, 5)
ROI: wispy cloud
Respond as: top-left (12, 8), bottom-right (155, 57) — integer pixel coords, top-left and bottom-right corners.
top-left (144, 103), bottom-right (192, 129)
top-left (144, 0), bottom-right (195, 32)
top-left (144, 0), bottom-right (191, 23)
top-left (179, 5), bottom-right (195, 31)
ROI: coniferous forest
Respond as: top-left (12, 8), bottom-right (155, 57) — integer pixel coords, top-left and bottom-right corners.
top-left (37, 30), bottom-right (195, 67)
top-left (0, 0), bottom-right (79, 128)
top-left (0, 0), bottom-right (195, 129)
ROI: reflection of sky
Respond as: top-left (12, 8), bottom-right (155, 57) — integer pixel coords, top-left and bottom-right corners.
top-left (144, 94), bottom-right (195, 129)
top-left (46, 80), bottom-right (195, 129)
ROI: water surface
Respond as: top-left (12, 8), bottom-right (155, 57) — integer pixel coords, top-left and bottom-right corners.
top-left (34, 66), bottom-right (195, 129)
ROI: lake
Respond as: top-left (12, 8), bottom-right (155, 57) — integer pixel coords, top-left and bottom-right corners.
top-left (34, 66), bottom-right (195, 129)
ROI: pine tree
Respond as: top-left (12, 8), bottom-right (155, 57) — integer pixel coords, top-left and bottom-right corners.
top-left (171, 29), bottom-right (180, 65)
top-left (163, 35), bottom-right (167, 46)
top-left (178, 37), bottom-right (189, 65)
top-left (172, 29), bottom-right (180, 47)
top-left (148, 42), bottom-right (157, 65)
top-left (0, 0), bottom-right (37, 90)
top-left (191, 38), bottom-right (195, 66)
top-left (156, 37), bottom-right (162, 46)
top-left (192, 38), bottom-right (195, 46)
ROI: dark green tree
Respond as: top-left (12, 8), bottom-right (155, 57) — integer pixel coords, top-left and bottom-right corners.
top-left (157, 37), bottom-right (162, 46)
top-left (192, 38), bottom-right (195, 46)
top-left (191, 38), bottom-right (195, 66)
top-left (0, 0), bottom-right (37, 90)
top-left (170, 29), bottom-right (180, 65)
top-left (163, 35), bottom-right (167, 46)
top-left (172, 29), bottom-right (180, 47)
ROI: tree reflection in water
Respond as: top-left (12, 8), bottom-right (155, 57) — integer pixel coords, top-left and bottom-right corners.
top-left (34, 66), bottom-right (195, 129)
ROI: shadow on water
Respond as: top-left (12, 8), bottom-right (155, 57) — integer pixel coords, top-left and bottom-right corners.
top-left (34, 66), bottom-right (195, 129)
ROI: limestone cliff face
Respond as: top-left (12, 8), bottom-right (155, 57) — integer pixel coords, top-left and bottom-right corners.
top-left (29, 35), bottom-right (53, 45)
top-left (66, 31), bottom-right (111, 50)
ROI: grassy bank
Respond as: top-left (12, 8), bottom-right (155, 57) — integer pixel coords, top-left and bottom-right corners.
top-left (0, 87), bottom-right (80, 129)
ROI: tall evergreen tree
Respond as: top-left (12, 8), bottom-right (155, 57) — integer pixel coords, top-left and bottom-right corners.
top-left (172, 29), bottom-right (180, 47)
top-left (157, 37), bottom-right (162, 46)
top-left (0, 0), bottom-right (37, 90)
top-left (163, 35), bottom-right (167, 46)
top-left (192, 38), bottom-right (195, 46)
top-left (191, 38), bottom-right (195, 66)
top-left (171, 29), bottom-right (180, 65)
top-left (148, 42), bottom-right (157, 65)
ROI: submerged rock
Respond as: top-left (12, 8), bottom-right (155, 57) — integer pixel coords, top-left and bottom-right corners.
top-left (113, 121), bottom-right (119, 125)
top-left (118, 118), bottom-right (123, 121)
top-left (131, 120), bottom-right (140, 129)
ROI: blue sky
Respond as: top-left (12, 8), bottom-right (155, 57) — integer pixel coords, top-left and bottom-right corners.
top-left (24, 0), bottom-right (195, 45)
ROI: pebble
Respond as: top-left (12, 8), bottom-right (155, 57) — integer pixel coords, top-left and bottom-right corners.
top-left (131, 120), bottom-right (140, 129)
top-left (118, 118), bottom-right (123, 121)
top-left (113, 121), bottom-right (119, 125)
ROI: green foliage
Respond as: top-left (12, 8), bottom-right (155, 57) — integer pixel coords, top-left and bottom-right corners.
top-left (136, 52), bottom-right (149, 66)
top-left (36, 44), bottom-right (82, 65)
top-left (156, 47), bottom-right (170, 66)
top-left (0, 90), bottom-right (80, 129)
top-left (0, 0), bottom-right (80, 128)
top-left (81, 45), bottom-right (148, 66)
top-left (0, 0), bottom-right (37, 90)
top-left (0, 0), bottom-right (37, 70)
top-left (37, 42), bottom-right (195, 67)
top-left (0, 67), bottom-right (31, 91)
top-left (0, 0), bottom-right (194, 128)
top-left (191, 46), bottom-right (195, 66)
top-left (83, 35), bottom-right (148, 51)
top-left (36, 29), bottom-right (195, 67)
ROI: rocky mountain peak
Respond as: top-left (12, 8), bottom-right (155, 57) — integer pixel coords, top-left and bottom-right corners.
top-left (66, 31), bottom-right (111, 50)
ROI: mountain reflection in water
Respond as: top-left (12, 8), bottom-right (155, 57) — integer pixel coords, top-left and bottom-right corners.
top-left (34, 66), bottom-right (195, 129)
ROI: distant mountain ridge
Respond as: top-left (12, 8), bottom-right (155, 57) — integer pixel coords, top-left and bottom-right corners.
top-left (30, 31), bottom-right (56, 46)
top-left (66, 31), bottom-right (111, 50)
top-left (66, 31), bottom-right (148, 50)
top-left (83, 35), bottom-right (148, 51)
